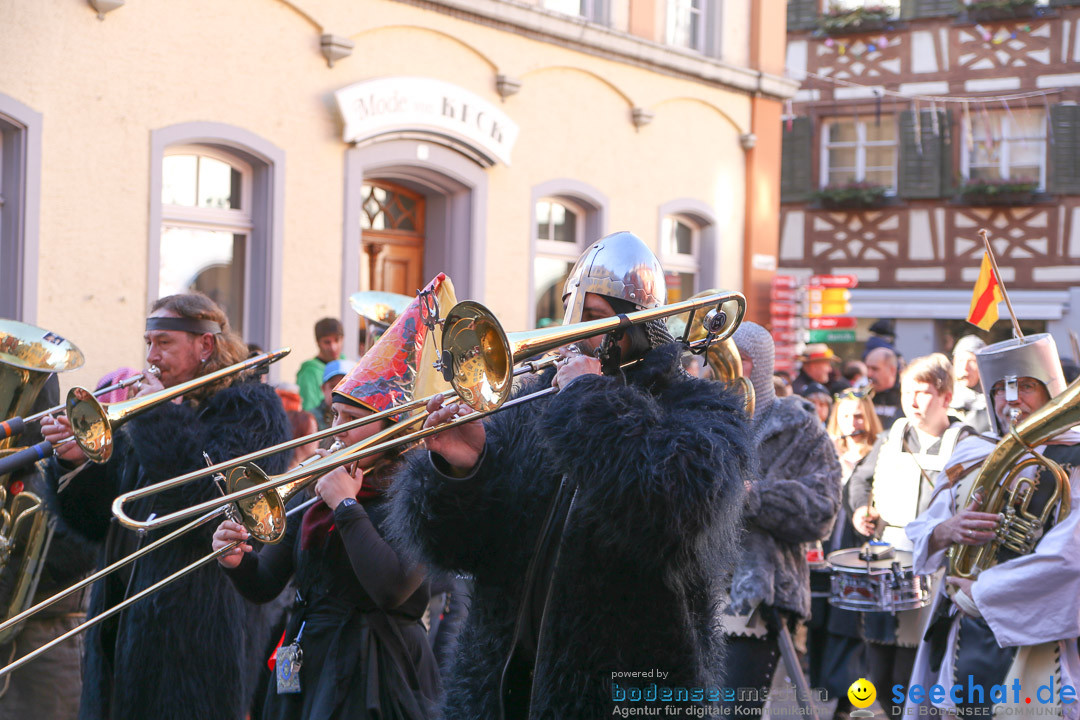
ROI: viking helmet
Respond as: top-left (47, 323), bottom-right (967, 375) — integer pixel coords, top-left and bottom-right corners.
top-left (561, 231), bottom-right (666, 325)
top-left (975, 333), bottom-right (1066, 434)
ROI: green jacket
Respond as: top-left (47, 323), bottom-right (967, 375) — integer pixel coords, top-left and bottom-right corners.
top-left (297, 357), bottom-right (328, 412)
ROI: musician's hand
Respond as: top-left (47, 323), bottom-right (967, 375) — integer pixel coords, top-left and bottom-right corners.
top-left (315, 464), bottom-right (364, 510)
top-left (422, 394), bottom-right (485, 474)
top-left (946, 576), bottom-right (974, 596)
top-left (213, 520), bottom-right (253, 569)
top-left (134, 368), bottom-right (164, 399)
top-left (39, 415), bottom-right (87, 464)
top-left (852, 505), bottom-right (881, 537)
top-left (931, 493), bottom-right (998, 549)
top-left (551, 354), bottom-right (602, 391)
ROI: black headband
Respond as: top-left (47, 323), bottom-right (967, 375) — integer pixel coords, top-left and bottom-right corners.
top-left (145, 317), bottom-right (222, 335)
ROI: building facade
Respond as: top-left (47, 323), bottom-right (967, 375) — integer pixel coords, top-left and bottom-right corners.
top-left (781, 0), bottom-right (1080, 360)
top-left (0, 0), bottom-right (794, 387)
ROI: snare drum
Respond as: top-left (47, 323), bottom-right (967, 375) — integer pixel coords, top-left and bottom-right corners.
top-left (826, 546), bottom-right (930, 613)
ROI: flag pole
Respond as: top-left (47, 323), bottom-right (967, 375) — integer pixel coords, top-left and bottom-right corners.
top-left (979, 229), bottom-right (1023, 340)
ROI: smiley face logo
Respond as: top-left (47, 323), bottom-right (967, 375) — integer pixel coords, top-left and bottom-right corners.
top-left (847, 678), bottom-right (876, 709)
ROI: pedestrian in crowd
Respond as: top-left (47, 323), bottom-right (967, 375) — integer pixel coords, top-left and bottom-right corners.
top-left (213, 278), bottom-right (447, 720)
top-left (799, 381), bottom-right (833, 424)
top-left (792, 343), bottom-right (838, 397)
top-left (774, 372), bottom-right (793, 397)
top-left (865, 346), bottom-right (902, 428)
top-left (724, 321), bottom-right (841, 715)
top-left (850, 353), bottom-right (973, 717)
top-left (906, 334), bottom-right (1080, 718)
top-left (275, 382), bottom-right (303, 413)
top-left (297, 318), bottom-right (344, 412)
top-left (389, 233), bottom-right (753, 717)
top-left (313, 359), bottom-right (355, 432)
top-left (808, 387), bottom-right (881, 720)
top-left (862, 319), bottom-right (896, 360)
top-left (950, 334), bottom-right (991, 434)
top-left (39, 292), bottom-right (291, 720)
top-left (841, 359), bottom-right (868, 389)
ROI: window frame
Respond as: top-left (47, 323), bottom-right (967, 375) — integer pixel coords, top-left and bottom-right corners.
top-left (528, 179), bottom-right (609, 328)
top-left (542, 0), bottom-right (610, 24)
top-left (0, 94), bottom-right (42, 323)
top-left (149, 123), bottom-right (284, 371)
top-left (820, 116), bottom-right (900, 192)
top-left (659, 215), bottom-right (701, 301)
top-left (961, 109), bottom-right (1048, 190)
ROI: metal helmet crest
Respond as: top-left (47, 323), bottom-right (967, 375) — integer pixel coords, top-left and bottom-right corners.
top-left (561, 231), bottom-right (666, 325)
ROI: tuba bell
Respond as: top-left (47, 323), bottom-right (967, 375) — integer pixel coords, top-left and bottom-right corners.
top-left (0, 320), bottom-right (84, 643)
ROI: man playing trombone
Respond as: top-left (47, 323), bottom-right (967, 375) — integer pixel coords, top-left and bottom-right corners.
top-left (38, 292), bottom-right (291, 720)
top-left (388, 231), bottom-right (755, 718)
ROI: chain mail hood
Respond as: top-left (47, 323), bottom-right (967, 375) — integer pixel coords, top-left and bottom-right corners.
top-left (733, 321), bottom-right (777, 427)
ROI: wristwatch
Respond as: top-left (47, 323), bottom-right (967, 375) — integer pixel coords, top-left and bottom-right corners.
top-left (335, 497), bottom-right (358, 512)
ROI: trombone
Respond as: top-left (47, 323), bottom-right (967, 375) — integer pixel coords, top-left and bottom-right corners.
top-left (0, 289), bottom-right (744, 677)
top-left (0, 372), bottom-right (145, 441)
top-left (110, 290), bottom-right (746, 538)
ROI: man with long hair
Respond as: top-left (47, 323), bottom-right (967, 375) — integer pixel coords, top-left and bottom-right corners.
top-left (40, 292), bottom-right (290, 720)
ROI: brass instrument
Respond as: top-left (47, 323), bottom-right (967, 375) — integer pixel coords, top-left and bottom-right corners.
top-left (0, 320), bottom-right (84, 644)
top-left (111, 289), bottom-right (746, 536)
top-left (0, 288), bottom-right (744, 676)
top-left (67, 349), bottom-right (289, 463)
top-left (947, 375), bottom-right (1079, 580)
top-left (668, 289), bottom-right (755, 416)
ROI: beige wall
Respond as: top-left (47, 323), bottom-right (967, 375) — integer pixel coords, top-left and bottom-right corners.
top-left (1, 0), bottom-right (770, 391)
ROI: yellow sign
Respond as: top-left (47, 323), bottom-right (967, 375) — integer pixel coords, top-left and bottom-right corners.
top-left (807, 302), bottom-right (852, 317)
top-left (807, 288), bottom-right (851, 303)
top-left (847, 678), bottom-right (877, 709)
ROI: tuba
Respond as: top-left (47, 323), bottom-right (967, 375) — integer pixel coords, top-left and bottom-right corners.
top-left (0, 320), bottom-right (84, 643)
top-left (946, 374), bottom-right (1080, 580)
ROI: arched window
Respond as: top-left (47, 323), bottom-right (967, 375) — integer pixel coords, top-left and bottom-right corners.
top-left (150, 123), bottom-right (284, 353)
top-left (660, 215), bottom-right (700, 303)
top-left (534, 197), bottom-right (585, 327)
top-left (159, 147), bottom-right (252, 334)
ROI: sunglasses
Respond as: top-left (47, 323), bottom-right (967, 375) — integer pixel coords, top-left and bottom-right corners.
top-left (834, 387), bottom-right (875, 401)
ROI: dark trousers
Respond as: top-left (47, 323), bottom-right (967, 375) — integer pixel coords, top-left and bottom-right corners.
top-left (866, 643), bottom-right (917, 717)
top-left (722, 633), bottom-right (782, 712)
top-left (951, 616), bottom-right (1016, 717)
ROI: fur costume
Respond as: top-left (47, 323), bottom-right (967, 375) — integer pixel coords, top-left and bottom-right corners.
top-left (45, 380), bottom-right (290, 720)
top-left (388, 342), bottom-right (753, 718)
top-left (729, 322), bottom-right (841, 619)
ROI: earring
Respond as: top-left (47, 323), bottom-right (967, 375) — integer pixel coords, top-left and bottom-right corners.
top-left (201, 357), bottom-right (208, 363)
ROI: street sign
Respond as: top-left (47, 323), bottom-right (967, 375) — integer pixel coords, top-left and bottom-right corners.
top-left (771, 329), bottom-right (803, 343)
top-left (807, 302), bottom-right (852, 317)
top-left (808, 329), bottom-right (856, 343)
top-left (770, 287), bottom-right (797, 302)
top-left (772, 275), bottom-right (797, 289)
top-left (809, 274), bottom-right (858, 289)
top-left (807, 287), bottom-right (851, 303)
top-left (809, 316), bottom-right (857, 330)
top-left (771, 316), bottom-right (798, 329)
top-left (771, 301), bottom-right (798, 316)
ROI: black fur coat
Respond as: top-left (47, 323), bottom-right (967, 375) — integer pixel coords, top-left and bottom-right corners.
top-left (388, 343), bottom-right (754, 718)
top-left (45, 380), bottom-right (290, 720)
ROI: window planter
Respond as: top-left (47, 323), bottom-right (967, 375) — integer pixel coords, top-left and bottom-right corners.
top-left (957, 179), bottom-right (1040, 205)
top-left (960, 0), bottom-right (1042, 22)
top-left (818, 6), bottom-right (898, 34)
top-left (813, 182), bottom-right (892, 210)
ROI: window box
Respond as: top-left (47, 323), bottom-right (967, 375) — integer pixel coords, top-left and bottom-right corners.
top-left (813, 182), bottom-right (892, 209)
top-left (818, 5), bottom-right (898, 34)
top-left (960, 0), bottom-right (1042, 22)
top-left (957, 178), bottom-right (1039, 205)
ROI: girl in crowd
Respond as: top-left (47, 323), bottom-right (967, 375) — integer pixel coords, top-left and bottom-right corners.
top-left (212, 280), bottom-right (448, 720)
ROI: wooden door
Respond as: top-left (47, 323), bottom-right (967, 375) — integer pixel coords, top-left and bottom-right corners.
top-left (360, 181), bottom-right (425, 296)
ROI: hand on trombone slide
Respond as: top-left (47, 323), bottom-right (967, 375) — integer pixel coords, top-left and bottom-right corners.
top-left (551, 344), bottom-right (601, 391)
top-left (212, 521), bottom-right (254, 570)
top-left (422, 394), bottom-right (485, 475)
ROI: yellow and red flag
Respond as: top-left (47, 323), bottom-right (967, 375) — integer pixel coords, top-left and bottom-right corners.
top-left (967, 252), bottom-right (1003, 331)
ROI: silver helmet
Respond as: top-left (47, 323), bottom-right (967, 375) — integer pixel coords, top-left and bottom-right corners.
top-left (561, 231), bottom-right (666, 325)
top-left (975, 333), bottom-right (1066, 435)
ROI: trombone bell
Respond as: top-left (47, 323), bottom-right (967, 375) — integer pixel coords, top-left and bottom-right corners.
top-left (225, 465), bottom-right (287, 544)
top-left (66, 388), bottom-right (111, 464)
